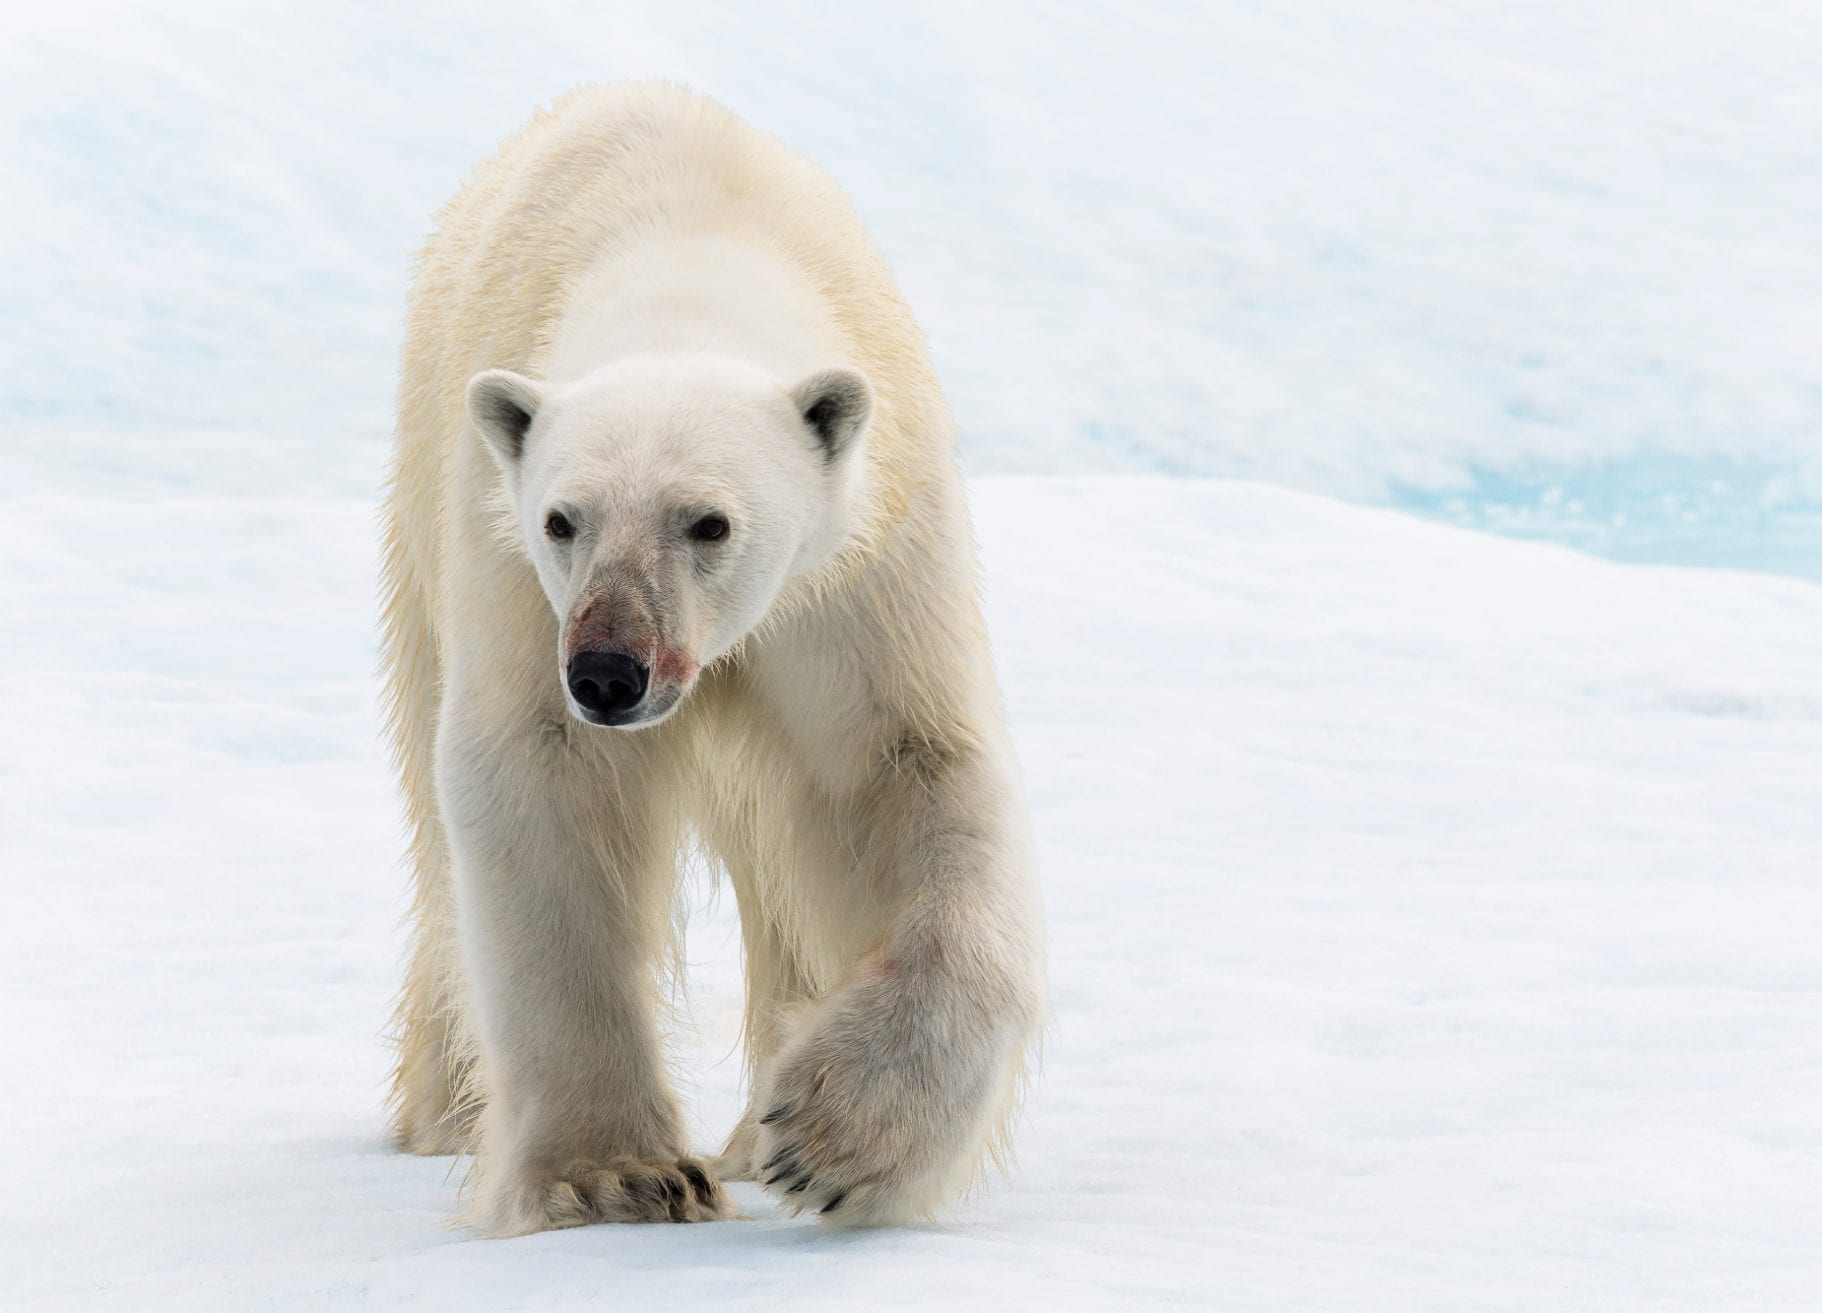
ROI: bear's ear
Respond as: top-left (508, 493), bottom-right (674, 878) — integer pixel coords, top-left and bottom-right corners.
top-left (791, 367), bottom-right (873, 464)
top-left (466, 369), bottom-right (545, 471)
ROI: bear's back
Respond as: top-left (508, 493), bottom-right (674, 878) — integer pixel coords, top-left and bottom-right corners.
top-left (394, 84), bottom-right (947, 579)
top-left (407, 82), bottom-right (916, 415)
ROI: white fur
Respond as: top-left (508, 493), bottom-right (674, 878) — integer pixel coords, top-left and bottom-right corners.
top-left (381, 82), bottom-right (1044, 1234)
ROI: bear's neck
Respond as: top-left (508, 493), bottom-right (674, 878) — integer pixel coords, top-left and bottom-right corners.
top-left (546, 234), bottom-right (844, 385)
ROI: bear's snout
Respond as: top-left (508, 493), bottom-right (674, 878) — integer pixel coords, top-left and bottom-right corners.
top-left (566, 648), bottom-right (649, 725)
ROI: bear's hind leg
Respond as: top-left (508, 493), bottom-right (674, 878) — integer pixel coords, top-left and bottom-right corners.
top-left (715, 903), bottom-right (818, 1181)
top-left (391, 847), bottom-right (479, 1155)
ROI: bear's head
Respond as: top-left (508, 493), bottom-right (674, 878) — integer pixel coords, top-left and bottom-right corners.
top-left (467, 353), bottom-right (873, 729)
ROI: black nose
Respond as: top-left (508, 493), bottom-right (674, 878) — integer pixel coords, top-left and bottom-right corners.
top-left (567, 649), bottom-right (649, 722)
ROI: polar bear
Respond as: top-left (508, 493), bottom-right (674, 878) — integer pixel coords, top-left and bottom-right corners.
top-left (379, 83), bottom-right (1044, 1234)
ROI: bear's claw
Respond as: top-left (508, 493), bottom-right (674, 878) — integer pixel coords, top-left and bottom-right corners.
top-left (494, 1154), bottom-right (736, 1231)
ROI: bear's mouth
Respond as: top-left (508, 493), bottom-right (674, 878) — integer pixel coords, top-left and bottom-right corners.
top-left (567, 683), bottom-right (685, 730)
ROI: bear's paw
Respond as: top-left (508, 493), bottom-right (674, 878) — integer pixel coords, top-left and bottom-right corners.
top-left (487, 1155), bottom-right (736, 1233)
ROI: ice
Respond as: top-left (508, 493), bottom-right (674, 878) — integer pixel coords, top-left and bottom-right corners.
top-left (4, 2), bottom-right (1819, 571)
top-left (4, 476), bottom-right (1819, 1309)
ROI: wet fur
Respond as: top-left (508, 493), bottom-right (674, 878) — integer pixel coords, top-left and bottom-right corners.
top-left (380, 82), bottom-right (1044, 1234)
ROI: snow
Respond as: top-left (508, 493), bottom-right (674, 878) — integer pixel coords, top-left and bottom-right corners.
top-left (4, 473), bottom-right (1821, 1310)
top-left (6, 2), bottom-right (1822, 1306)
top-left (4, 1), bottom-right (1820, 573)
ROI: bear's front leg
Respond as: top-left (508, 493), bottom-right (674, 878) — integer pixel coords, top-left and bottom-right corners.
top-left (753, 739), bottom-right (1045, 1223)
top-left (438, 711), bottom-right (733, 1235)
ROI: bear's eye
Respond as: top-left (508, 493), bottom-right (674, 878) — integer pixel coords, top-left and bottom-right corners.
top-left (545, 511), bottom-right (573, 540)
top-left (689, 514), bottom-right (730, 543)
